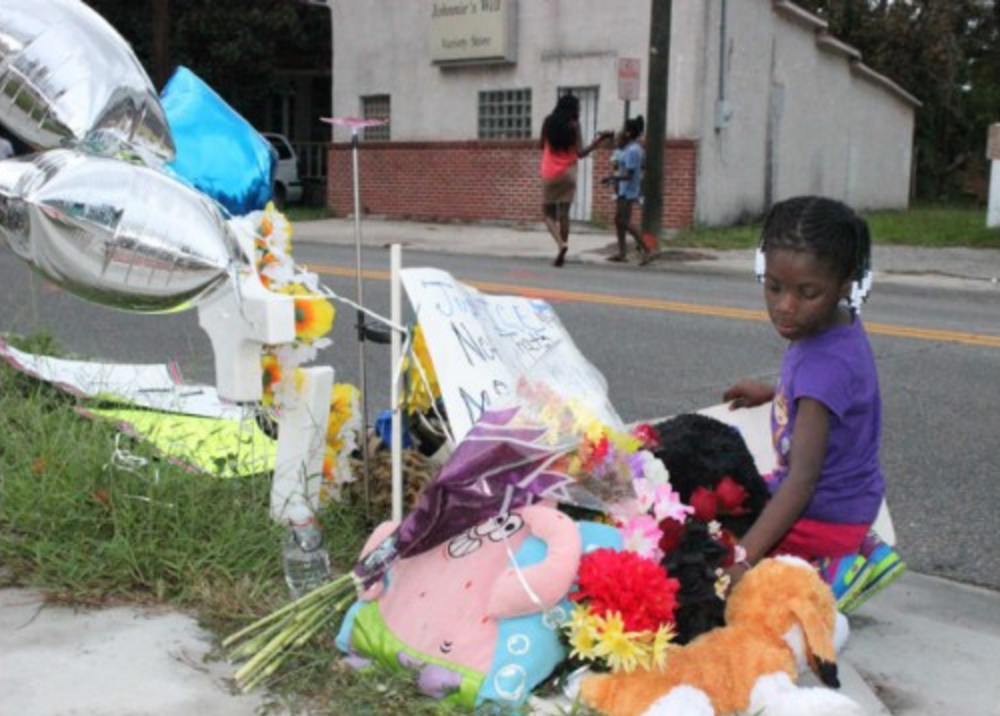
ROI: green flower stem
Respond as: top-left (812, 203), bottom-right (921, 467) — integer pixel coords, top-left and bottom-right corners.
top-left (225, 574), bottom-right (360, 692)
top-left (224, 574), bottom-right (355, 648)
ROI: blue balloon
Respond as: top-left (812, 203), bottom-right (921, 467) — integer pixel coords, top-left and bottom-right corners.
top-left (160, 67), bottom-right (275, 216)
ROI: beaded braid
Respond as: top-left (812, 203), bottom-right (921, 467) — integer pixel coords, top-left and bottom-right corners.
top-left (754, 196), bottom-right (873, 314)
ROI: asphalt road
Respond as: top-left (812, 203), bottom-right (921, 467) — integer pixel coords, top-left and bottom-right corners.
top-left (2, 242), bottom-right (998, 591)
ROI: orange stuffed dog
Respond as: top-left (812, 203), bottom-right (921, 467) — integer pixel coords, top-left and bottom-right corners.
top-left (581, 556), bottom-right (863, 716)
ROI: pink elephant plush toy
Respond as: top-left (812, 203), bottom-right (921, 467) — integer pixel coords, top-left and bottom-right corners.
top-left (336, 504), bottom-right (622, 709)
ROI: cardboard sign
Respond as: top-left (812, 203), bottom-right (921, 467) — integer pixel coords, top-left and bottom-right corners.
top-left (401, 268), bottom-right (620, 441)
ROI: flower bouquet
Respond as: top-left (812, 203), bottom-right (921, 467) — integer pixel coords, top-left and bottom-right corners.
top-left (563, 548), bottom-right (680, 674)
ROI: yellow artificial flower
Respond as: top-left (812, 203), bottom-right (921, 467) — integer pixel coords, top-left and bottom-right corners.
top-left (593, 612), bottom-right (645, 674)
top-left (403, 325), bottom-right (441, 414)
top-left (322, 444), bottom-right (337, 481)
top-left (566, 607), bottom-right (602, 661)
top-left (277, 284), bottom-right (335, 342)
top-left (328, 383), bottom-right (359, 443)
top-left (650, 623), bottom-right (676, 671)
top-left (565, 603), bottom-right (593, 636)
top-left (262, 202), bottom-right (293, 252)
top-left (260, 354), bottom-right (282, 407)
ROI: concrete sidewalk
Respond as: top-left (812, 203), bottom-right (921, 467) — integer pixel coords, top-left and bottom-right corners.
top-left (2, 217), bottom-right (998, 715)
top-left (292, 216), bottom-right (1000, 292)
top-left (3, 571), bottom-right (998, 715)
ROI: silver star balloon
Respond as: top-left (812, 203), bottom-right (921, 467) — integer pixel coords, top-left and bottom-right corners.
top-left (0, 0), bottom-right (174, 162)
top-left (0, 149), bottom-right (246, 313)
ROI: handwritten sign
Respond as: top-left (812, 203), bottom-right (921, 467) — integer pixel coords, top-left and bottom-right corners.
top-left (401, 268), bottom-right (620, 441)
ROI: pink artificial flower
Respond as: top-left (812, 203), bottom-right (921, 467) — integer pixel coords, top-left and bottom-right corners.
top-left (620, 514), bottom-right (665, 561)
top-left (650, 483), bottom-right (694, 523)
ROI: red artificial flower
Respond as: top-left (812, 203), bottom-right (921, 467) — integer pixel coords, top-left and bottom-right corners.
top-left (570, 548), bottom-right (680, 633)
top-left (717, 529), bottom-right (739, 567)
top-left (689, 486), bottom-right (718, 522)
top-left (589, 434), bottom-right (610, 465)
top-left (631, 423), bottom-right (660, 449)
top-left (715, 476), bottom-right (749, 516)
top-left (657, 517), bottom-right (685, 555)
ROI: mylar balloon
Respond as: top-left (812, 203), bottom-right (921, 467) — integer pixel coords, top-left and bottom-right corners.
top-left (0, 149), bottom-right (246, 313)
top-left (161, 67), bottom-right (275, 216)
top-left (0, 0), bottom-right (174, 162)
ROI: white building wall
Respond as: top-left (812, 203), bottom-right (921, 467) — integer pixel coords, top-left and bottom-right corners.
top-left (691, 0), bottom-right (777, 225)
top-left (329, 0), bottom-right (916, 225)
top-left (769, 14), bottom-right (853, 205)
top-left (840, 76), bottom-right (915, 210)
top-left (331, 1), bottom-right (667, 141)
top-left (692, 2), bottom-right (917, 224)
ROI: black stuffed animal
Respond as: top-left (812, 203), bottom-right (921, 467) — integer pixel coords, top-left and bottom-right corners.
top-left (651, 413), bottom-right (771, 537)
top-left (651, 413), bottom-right (772, 644)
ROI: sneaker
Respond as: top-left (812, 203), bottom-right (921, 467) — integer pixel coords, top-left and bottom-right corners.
top-left (815, 553), bottom-right (870, 611)
top-left (840, 534), bottom-right (906, 614)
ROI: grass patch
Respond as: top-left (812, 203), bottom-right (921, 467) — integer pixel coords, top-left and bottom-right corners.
top-left (673, 204), bottom-right (1000, 250)
top-left (285, 205), bottom-right (335, 223)
top-left (0, 333), bottom-right (581, 714)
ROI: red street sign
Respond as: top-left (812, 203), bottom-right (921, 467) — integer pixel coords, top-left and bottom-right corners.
top-left (617, 58), bottom-right (641, 102)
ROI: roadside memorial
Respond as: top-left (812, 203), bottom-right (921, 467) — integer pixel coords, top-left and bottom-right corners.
top-left (1, 4), bottom-right (898, 712)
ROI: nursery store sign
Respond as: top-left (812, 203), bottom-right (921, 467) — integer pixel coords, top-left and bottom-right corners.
top-left (401, 268), bottom-right (615, 441)
top-left (430, 0), bottom-right (517, 64)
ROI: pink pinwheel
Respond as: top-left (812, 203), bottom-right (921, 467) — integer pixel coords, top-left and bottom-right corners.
top-left (321, 116), bottom-right (389, 130)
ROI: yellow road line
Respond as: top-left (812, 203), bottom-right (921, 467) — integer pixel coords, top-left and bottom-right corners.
top-left (307, 264), bottom-right (1000, 349)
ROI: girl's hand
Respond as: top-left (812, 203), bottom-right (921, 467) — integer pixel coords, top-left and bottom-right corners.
top-left (722, 380), bottom-right (775, 410)
top-left (722, 561), bottom-right (751, 594)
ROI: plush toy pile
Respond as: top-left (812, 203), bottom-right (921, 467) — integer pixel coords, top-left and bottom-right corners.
top-left (580, 556), bottom-right (863, 716)
top-left (334, 413), bottom-right (863, 715)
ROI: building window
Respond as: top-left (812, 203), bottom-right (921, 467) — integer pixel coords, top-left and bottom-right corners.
top-left (361, 95), bottom-right (391, 140)
top-left (478, 89), bottom-right (532, 139)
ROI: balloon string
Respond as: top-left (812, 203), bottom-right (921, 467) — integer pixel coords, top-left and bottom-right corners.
top-left (315, 281), bottom-right (407, 335)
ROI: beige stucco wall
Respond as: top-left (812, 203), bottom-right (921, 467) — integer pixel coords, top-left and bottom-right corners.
top-left (331, 0), bottom-right (667, 141)
top-left (692, 2), bottom-right (917, 224)
top-left (329, 0), bottom-right (916, 225)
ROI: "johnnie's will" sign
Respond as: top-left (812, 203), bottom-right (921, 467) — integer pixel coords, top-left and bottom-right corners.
top-left (429, 0), bottom-right (518, 65)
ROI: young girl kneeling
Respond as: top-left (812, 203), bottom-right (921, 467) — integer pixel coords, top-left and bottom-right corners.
top-left (723, 195), bottom-right (904, 613)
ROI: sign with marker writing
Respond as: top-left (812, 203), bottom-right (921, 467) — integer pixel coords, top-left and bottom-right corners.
top-left (401, 268), bottom-right (618, 441)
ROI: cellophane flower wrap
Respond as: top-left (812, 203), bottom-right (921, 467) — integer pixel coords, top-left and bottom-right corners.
top-left (353, 378), bottom-right (645, 589)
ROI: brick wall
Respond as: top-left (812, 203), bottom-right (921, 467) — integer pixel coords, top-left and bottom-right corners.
top-left (326, 139), bottom-right (697, 229)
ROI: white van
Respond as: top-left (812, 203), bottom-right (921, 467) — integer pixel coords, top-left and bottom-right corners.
top-left (262, 132), bottom-right (303, 207)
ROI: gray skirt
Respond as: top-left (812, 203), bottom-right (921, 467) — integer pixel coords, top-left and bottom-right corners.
top-left (541, 165), bottom-right (578, 205)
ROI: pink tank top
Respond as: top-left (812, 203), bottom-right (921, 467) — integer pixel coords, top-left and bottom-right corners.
top-left (540, 141), bottom-right (578, 179)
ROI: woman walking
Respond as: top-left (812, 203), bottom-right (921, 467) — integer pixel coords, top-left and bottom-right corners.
top-left (539, 94), bottom-right (610, 267)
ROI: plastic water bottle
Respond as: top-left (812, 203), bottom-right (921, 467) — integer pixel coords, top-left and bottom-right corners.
top-left (282, 503), bottom-right (331, 600)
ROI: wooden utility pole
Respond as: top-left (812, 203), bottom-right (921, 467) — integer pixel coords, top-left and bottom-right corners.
top-left (151, 0), bottom-right (170, 89)
top-left (642, 0), bottom-right (672, 252)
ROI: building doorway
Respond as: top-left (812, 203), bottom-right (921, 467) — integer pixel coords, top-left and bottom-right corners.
top-left (559, 86), bottom-right (599, 222)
